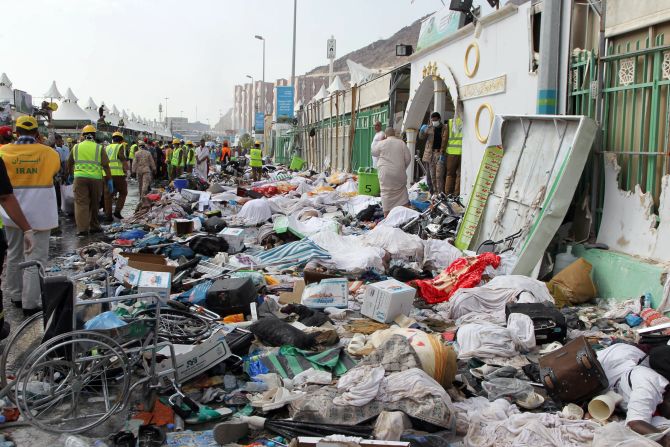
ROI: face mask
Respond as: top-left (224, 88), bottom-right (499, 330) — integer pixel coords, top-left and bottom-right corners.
top-left (431, 120), bottom-right (440, 127)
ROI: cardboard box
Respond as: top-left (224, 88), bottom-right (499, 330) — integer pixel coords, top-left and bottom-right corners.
top-left (156, 330), bottom-right (232, 383)
top-left (137, 271), bottom-right (172, 302)
top-left (301, 278), bottom-right (349, 309)
top-left (120, 252), bottom-right (177, 275)
top-left (171, 218), bottom-right (195, 235)
top-left (218, 227), bottom-right (245, 253)
top-left (279, 279), bottom-right (306, 305)
top-left (361, 279), bottom-right (416, 323)
top-left (114, 252), bottom-right (176, 288)
top-left (180, 188), bottom-right (202, 203)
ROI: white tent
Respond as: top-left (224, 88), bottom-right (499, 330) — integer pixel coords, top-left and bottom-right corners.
top-left (84, 97), bottom-right (100, 122)
top-left (44, 81), bottom-right (62, 100)
top-left (52, 88), bottom-right (91, 122)
top-left (126, 112), bottom-right (142, 132)
top-left (106, 105), bottom-right (122, 126)
top-left (347, 59), bottom-right (378, 86)
top-left (0, 73), bottom-right (13, 104)
top-left (312, 84), bottom-right (328, 102)
top-left (294, 99), bottom-right (303, 112)
top-left (327, 75), bottom-right (346, 94)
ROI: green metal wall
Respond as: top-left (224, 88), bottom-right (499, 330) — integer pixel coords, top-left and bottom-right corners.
top-left (351, 104), bottom-right (389, 171)
top-left (569, 34), bottom-right (670, 227)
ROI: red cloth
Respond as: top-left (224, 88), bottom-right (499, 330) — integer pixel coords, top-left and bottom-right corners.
top-left (0, 126), bottom-right (12, 139)
top-left (412, 252), bottom-right (500, 304)
top-left (640, 308), bottom-right (670, 335)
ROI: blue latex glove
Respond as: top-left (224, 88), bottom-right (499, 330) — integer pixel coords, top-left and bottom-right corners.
top-left (107, 179), bottom-right (114, 194)
top-left (419, 124), bottom-right (428, 134)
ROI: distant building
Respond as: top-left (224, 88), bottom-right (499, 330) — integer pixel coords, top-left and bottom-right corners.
top-left (167, 116), bottom-right (210, 140)
top-left (233, 80), bottom-right (275, 134)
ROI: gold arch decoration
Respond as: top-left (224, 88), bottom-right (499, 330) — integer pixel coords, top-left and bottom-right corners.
top-left (475, 103), bottom-right (494, 143)
top-left (464, 42), bottom-right (480, 78)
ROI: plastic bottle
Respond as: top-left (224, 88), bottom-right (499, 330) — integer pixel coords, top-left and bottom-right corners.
top-left (553, 245), bottom-right (577, 275)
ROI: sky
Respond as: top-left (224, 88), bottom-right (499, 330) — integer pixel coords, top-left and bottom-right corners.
top-left (2, 0), bottom-right (441, 127)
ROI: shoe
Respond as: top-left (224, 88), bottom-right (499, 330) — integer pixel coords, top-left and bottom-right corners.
top-left (138, 425), bottom-right (166, 447)
top-left (113, 211), bottom-right (124, 220)
top-left (76, 231), bottom-right (89, 237)
top-left (102, 216), bottom-right (114, 224)
top-left (90, 227), bottom-right (104, 234)
top-left (111, 431), bottom-right (136, 447)
top-left (11, 300), bottom-right (22, 309)
top-left (22, 308), bottom-right (41, 318)
top-left (212, 420), bottom-right (249, 445)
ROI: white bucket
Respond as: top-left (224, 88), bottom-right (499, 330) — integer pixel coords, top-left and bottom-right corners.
top-left (588, 390), bottom-right (623, 421)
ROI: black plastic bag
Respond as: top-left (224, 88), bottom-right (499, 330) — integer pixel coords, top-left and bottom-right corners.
top-left (189, 235), bottom-right (229, 256)
top-left (281, 304), bottom-right (330, 327)
top-left (203, 216), bottom-right (227, 233)
top-left (249, 316), bottom-right (316, 349)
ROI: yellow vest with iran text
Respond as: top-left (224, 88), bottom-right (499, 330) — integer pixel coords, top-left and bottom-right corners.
top-left (0, 142), bottom-right (60, 230)
top-left (446, 117), bottom-right (463, 155)
top-left (250, 148), bottom-right (262, 167)
top-left (129, 144), bottom-right (137, 160)
top-left (106, 143), bottom-right (125, 176)
top-left (186, 147), bottom-right (195, 165)
top-left (73, 141), bottom-right (103, 179)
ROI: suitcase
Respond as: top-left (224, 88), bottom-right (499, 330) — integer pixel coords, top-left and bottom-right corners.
top-left (505, 302), bottom-right (567, 343)
top-left (205, 277), bottom-right (257, 318)
top-left (539, 336), bottom-right (608, 404)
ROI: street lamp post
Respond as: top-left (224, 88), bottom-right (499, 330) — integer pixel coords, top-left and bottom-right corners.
top-left (255, 35), bottom-right (265, 115)
top-left (291, 0), bottom-right (297, 108)
top-left (246, 74), bottom-right (254, 132)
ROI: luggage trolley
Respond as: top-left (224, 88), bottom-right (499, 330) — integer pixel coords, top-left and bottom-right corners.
top-left (0, 261), bottom-right (210, 434)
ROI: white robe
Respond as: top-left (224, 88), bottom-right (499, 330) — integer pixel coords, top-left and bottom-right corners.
top-left (372, 137), bottom-right (411, 213)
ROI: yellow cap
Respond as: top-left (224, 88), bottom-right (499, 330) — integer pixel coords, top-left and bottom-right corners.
top-left (112, 131), bottom-right (123, 138)
top-left (172, 138), bottom-right (180, 144)
top-left (16, 116), bottom-right (38, 131)
top-left (82, 124), bottom-right (96, 134)
top-left (186, 140), bottom-right (193, 146)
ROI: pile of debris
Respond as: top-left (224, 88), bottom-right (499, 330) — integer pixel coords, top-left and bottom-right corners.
top-left (3, 120), bottom-right (670, 447)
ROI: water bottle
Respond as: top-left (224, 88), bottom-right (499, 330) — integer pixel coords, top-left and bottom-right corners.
top-left (643, 292), bottom-right (652, 309)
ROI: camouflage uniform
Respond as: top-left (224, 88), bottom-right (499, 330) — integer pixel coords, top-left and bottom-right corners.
top-left (132, 148), bottom-right (156, 196)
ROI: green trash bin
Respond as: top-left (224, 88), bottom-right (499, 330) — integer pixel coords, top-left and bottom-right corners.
top-left (357, 167), bottom-right (380, 197)
top-left (289, 155), bottom-right (305, 171)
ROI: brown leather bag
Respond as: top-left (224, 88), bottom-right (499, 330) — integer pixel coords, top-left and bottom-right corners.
top-left (539, 336), bottom-right (608, 404)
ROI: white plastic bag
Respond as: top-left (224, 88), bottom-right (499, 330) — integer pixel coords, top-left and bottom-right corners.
top-left (481, 378), bottom-right (533, 401)
top-left (377, 206), bottom-right (420, 228)
top-left (60, 183), bottom-right (74, 215)
top-left (237, 198), bottom-right (272, 226)
top-left (507, 313), bottom-right (536, 352)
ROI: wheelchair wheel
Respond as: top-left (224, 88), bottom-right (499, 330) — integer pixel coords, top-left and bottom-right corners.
top-left (136, 308), bottom-right (210, 343)
top-left (0, 312), bottom-right (44, 393)
top-left (14, 331), bottom-right (130, 433)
